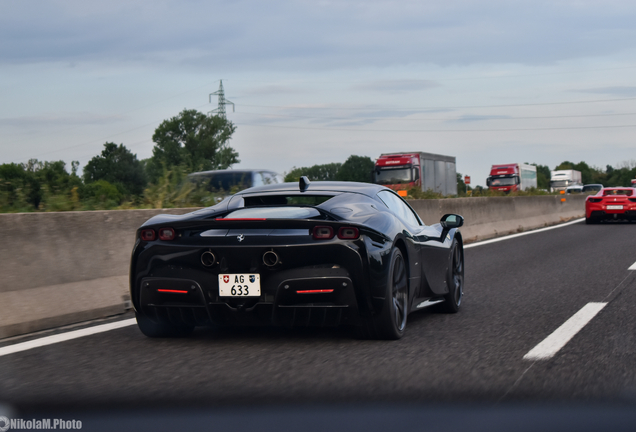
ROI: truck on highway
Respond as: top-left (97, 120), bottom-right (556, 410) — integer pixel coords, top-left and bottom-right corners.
top-left (486, 163), bottom-right (537, 192)
top-left (373, 152), bottom-right (457, 196)
top-left (550, 169), bottom-right (582, 192)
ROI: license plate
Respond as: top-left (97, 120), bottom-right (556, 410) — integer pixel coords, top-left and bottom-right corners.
top-left (218, 274), bottom-right (260, 297)
top-left (607, 205), bottom-right (623, 210)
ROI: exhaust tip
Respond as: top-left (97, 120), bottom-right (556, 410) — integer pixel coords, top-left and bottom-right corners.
top-left (263, 250), bottom-right (280, 267)
top-left (201, 251), bottom-right (216, 267)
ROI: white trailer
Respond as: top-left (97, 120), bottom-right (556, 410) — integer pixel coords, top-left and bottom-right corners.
top-left (550, 170), bottom-right (582, 192)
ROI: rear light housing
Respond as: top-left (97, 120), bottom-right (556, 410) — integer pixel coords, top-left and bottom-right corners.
top-left (338, 227), bottom-right (359, 239)
top-left (140, 229), bottom-right (156, 241)
top-left (588, 198), bottom-right (602, 203)
top-left (312, 226), bottom-right (334, 240)
top-left (629, 198), bottom-right (636, 203)
top-left (158, 227), bottom-right (176, 241)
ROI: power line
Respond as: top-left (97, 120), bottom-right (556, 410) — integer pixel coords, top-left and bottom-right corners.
top-left (238, 96), bottom-right (636, 112)
top-left (235, 122), bottom-right (636, 133)
top-left (232, 110), bottom-right (636, 122)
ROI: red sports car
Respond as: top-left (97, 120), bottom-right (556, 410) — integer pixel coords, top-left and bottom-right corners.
top-left (585, 187), bottom-right (636, 224)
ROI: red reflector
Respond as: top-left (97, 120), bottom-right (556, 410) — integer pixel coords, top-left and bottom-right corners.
top-left (140, 229), bottom-right (156, 241)
top-left (296, 289), bottom-right (334, 294)
top-left (157, 289), bottom-right (188, 294)
top-left (215, 218), bottom-right (267, 221)
top-left (158, 227), bottom-right (175, 240)
top-left (338, 227), bottom-right (359, 239)
top-left (312, 226), bottom-right (334, 239)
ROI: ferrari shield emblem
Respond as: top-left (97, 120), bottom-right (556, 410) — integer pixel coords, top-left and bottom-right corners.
top-left (249, 275), bottom-right (256, 283)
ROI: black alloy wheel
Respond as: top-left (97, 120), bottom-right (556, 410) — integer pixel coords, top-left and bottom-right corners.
top-left (441, 239), bottom-right (463, 313)
top-left (368, 247), bottom-right (409, 340)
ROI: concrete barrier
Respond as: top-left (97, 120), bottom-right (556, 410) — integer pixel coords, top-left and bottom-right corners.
top-left (0, 195), bottom-right (586, 339)
top-left (410, 194), bottom-right (587, 243)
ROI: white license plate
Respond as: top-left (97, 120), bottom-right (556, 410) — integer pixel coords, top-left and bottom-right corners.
top-left (607, 205), bottom-right (623, 210)
top-left (218, 274), bottom-right (261, 297)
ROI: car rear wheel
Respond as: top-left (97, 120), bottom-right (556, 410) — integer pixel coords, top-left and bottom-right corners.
top-left (440, 239), bottom-right (463, 313)
top-left (136, 311), bottom-right (194, 338)
top-left (585, 216), bottom-right (598, 224)
top-left (359, 247), bottom-right (408, 340)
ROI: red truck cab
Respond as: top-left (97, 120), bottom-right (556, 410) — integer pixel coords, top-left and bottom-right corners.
top-left (487, 164), bottom-right (522, 192)
top-left (374, 154), bottom-right (421, 196)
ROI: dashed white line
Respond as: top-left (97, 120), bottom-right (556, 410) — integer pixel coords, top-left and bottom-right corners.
top-left (523, 302), bottom-right (607, 361)
top-left (0, 318), bottom-right (136, 357)
top-left (629, 261), bottom-right (636, 270)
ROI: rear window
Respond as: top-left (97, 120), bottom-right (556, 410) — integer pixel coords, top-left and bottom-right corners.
top-left (190, 172), bottom-right (252, 190)
top-left (602, 189), bottom-right (633, 196)
top-left (222, 207), bottom-right (322, 219)
top-left (243, 195), bottom-right (334, 206)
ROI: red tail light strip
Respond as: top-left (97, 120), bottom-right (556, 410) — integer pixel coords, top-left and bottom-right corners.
top-left (157, 289), bottom-right (189, 294)
top-left (296, 289), bottom-right (334, 294)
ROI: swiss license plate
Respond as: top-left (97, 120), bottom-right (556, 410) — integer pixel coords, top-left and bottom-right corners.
top-left (607, 205), bottom-right (623, 210)
top-left (218, 274), bottom-right (261, 297)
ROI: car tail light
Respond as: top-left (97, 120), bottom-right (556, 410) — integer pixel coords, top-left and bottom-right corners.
top-left (588, 198), bottom-right (602, 203)
top-left (158, 227), bottom-right (176, 241)
top-left (140, 229), bottom-right (156, 241)
top-left (312, 226), bottom-right (334, 240)
top-left (338, 227), bottom-right (359, 239)
top-left (629, 198), bottom-right (636, 203)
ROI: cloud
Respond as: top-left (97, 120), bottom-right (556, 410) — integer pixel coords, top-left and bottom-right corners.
top-left (2, 1), bottom-right (636, 70)
top-left (352, 79), bottom-right (440, 93)
top-left (0, 113), bottom-right (125, 128)
top-left (569, 86), bottom-right (636, 97)
top-left (450, 114), bottom-right (512, 123)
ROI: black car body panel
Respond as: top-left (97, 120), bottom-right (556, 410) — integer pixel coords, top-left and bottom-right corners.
top-left (130, 180), bottom-right (463, 336)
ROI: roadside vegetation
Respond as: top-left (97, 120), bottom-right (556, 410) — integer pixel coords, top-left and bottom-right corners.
top-left (2, 109), bottom-right (635, 213)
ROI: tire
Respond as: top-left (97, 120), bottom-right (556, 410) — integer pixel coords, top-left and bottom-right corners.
top-left (359, 247), bottom-right (409, 340)
top-left (136, 311), bottom-right (194, 338)
top-left (440, 239), bottom-right (463, 313)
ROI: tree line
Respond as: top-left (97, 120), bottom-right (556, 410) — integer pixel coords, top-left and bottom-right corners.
top-left (0, 109), bottom-right (238, 212)
top-left (2, 108), bottom-right (635, 213)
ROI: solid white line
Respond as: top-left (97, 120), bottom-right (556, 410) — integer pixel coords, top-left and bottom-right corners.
top-left (629, 261), bottom-right (636, 270)
top-left (0, 318), bottom-right (136, 357)
top-left (523, 302), bottom-right (607, 361)
top-left (464, 218), bottom-right (584, 249)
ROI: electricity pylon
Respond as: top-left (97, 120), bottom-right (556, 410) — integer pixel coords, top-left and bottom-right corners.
top-left (209, 80), bottom-right (234, 118)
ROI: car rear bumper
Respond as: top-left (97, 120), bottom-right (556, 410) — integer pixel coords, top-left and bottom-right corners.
top-left (137, 266), bottom-right (362, 327)
top-left (588, 210), bottom-right (636, 221)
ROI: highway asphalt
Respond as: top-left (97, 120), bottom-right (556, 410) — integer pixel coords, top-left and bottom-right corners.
top-left (1, 220), bottom-right (635, 417)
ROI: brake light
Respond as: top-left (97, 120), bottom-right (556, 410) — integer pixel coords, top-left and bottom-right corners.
top-left (140, 229), bottom-right (156, 241)
top-left (588, 198), bottom-right (602, 203)
top-left (312, 226), bottom-right (334, 239)
top-left (338, 227), bottom-right (359, 239)
top-left (158, 227), bottom-right (176, 241)
top-left (629, 198), bottom-right (636, 203)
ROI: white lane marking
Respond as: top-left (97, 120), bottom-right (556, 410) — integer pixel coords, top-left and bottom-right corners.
top-left (629, 261), bottom-right (636, 270)
top-left (0, 217), bottom-right (589, 356)
top-left (464, 218), bottom-right (584, 249)
top-left (0, 318), bottom-right (136, 357)
top-left (523, 302), bottom-right (607, 361)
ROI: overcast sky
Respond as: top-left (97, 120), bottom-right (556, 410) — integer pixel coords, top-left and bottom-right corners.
top-left (2, 0), bottom-right (636, 185)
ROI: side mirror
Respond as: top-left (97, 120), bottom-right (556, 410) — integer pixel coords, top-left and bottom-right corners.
top-left (486, 178), bottom-right (491, 187)
top-left (516, 177), bottom-right (520, 185)
top-left (440, 214), bottom-right (464, 229)
top-left (413, 168), bottom-right (420, 181)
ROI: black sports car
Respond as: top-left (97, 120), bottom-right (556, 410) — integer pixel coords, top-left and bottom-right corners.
top-left (130, 178), bottom-right (464, 340)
